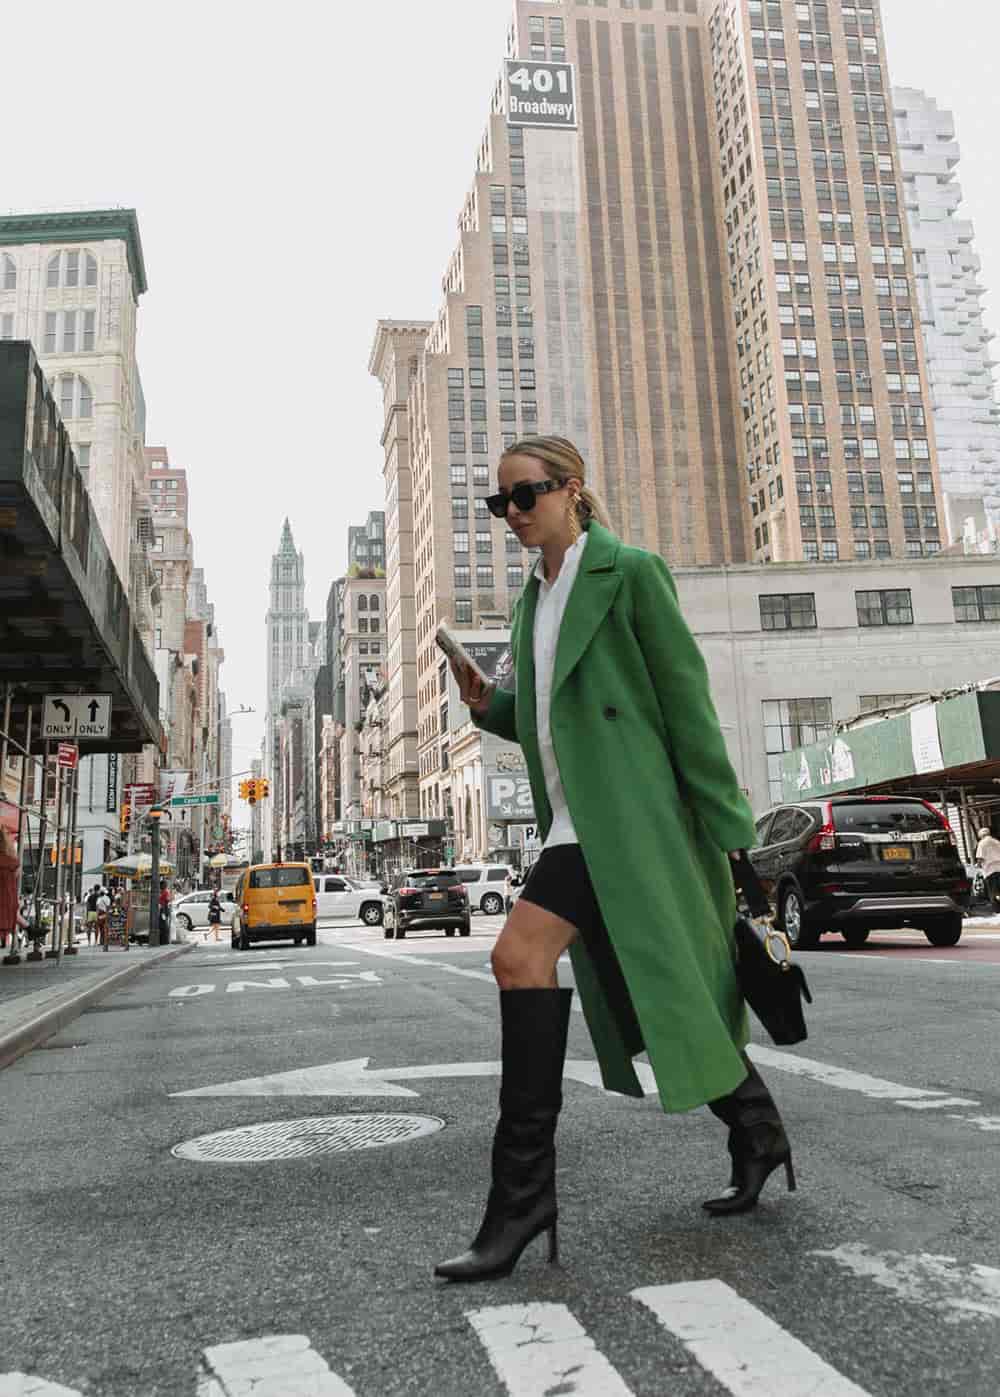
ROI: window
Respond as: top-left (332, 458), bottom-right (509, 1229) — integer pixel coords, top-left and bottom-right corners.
top-left (358, 617), bottom-right (368, 633)
top-left (759, 593), bottom-right (817, 631)
top-left (57, 374), bottom-right (93, 420)
top-left (1, 254), bottom-right (15, 291)
top-left (0, 312), bottom-right (13, 340)
top-left (856, 589), bottom-right (913, 626)
top-left (953, 586), bottom-right (1000, 623)
top-left (763, 698), bottom-right (834, 802)
top-left (46, 249), bottom-right (98, 288)
top-left (476, 564), bottom-right (494, 588)
top-left (449, 431), bottom-right (466, 453)
top-left (455, 600), bottom-right (473, 624)
top-left (450, 464), bottom-right (467, 487)
top-left (454, 565), bottom-right (471, 589)
top-left (473, 464), bottom-right (490, 486)
top-left (471, 431), bottom-right (488, 453)
top-left (454, 532), bottom-right (469, 555)
top-left (448, 368), bottom-right (464, 388)
top-left (475, 531), bottom-right (492, 555)
top-left (452, 497), bottom-right (468, 519)
top-left (507, 564), bottom-right (524, 591)
top-left (357, 595), bottom-right (368, 612)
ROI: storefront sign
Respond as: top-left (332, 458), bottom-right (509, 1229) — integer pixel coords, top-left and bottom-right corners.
top-left (486, 771), bottom-right (535, 820)
top-left (105, 752), bottom-right (119, 813)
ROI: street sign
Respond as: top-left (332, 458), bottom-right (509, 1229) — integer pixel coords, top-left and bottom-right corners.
top-left (170, 793), bottom-right (220, 808)
top-left (401, 823), bottom-right (429, 838)
top-left (42, 694), bottom-right (111, 740)
top-left (57, 742), bottom-right (78, 770)
top-left (125, 782), bottom-right (156, 807)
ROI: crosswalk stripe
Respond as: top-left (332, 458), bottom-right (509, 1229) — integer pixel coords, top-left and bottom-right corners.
top-left (195, 1335), bottom-right (356, 1396)
top-left (466, 1302), bottom-right (634, 1396)
top-left (0, 1379), bottom-right (83, 1397)
top-left (632, 1280), bottom-right (870, 1396)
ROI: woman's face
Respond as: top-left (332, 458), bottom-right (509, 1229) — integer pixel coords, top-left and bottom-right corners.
top-left (497, 453), bottom-right (579, 550)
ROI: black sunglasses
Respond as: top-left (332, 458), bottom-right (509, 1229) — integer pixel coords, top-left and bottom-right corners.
top-left (485, 479), bottom-right (566, 518)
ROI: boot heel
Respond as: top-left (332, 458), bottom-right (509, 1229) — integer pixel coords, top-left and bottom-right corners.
top-left (785, 1157), bottom-right (797, 1192)
top-left (547, 1223), bottom-right (559, 1264)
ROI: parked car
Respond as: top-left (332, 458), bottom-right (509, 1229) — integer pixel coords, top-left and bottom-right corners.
top-left (313, 874), bottom-right (385, 926)
top-left (344, 875), bottom-right (383, 892)
top-left (748, 796), bottom-right (970, 949)
top-left (230, 862), bottom-right (317, 949)
top-left (384, 868), bottom-right (471, 939)
top-left (454, 864), bottom-right (513, 915)
top-left (173, 889), bottom-right (239, 933)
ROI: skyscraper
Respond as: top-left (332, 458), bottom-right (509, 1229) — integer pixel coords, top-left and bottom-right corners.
top-left (894, 86), bottom-right (1000, 548)
top-left (264, 520), bottom-right (310, 854)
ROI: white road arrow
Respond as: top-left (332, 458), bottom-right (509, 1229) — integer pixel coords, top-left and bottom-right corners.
top-left (171, 1057), bottom-right (657, 1100)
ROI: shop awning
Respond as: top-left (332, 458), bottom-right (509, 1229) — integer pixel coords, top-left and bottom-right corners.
top-left (780, 688), bottom-right (1000, 804)
top-left (0, 342), bottom-right (160, 755)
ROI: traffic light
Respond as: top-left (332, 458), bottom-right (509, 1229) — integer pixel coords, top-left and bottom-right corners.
top-left (259, 779), bottom-right (270, 801)
top-left (120, 801), bottom-right (132, 835)
top-left (247, 779), bottom-right (258, 806)
top-left (238, 779), bottom-right (249, 801)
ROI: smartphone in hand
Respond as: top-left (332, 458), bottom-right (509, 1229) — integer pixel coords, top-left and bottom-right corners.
top-left (435, 623), bottom-right (488, 682)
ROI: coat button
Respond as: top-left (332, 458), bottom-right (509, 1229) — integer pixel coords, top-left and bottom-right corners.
top-left (604, 706), bottom-right (618, 720)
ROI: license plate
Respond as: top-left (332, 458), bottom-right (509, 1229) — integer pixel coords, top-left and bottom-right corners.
top-left (429, 892), bottom-right (445, 901)
top-left (881, 846), bottom-right (913, 862)
top-left (283, 899), bottom-right (305, 907)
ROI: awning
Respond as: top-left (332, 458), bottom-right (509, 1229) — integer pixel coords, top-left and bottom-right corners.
top-left (0, 342), bottom-right (160, 755)
top-left (780, 689), bottom-right (1000, 803)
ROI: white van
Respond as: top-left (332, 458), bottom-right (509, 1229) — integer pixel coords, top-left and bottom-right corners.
top-left (454, 864), bottom-right (512, 915)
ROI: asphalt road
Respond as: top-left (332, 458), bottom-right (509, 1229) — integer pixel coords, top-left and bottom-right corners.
top-left (2, 914), bottom-right (999, 1395)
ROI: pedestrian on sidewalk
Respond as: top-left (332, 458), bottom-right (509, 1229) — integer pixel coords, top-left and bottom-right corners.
top-left (0, 826), bottom-right (18, 951)
top-left (96, 887), bottom-right (111, 950)
top-left (207, 890), bottom-right (222, 942)
top-left (976, 826), bottom-right (1000, 908)
top-left (436, 436), bottom-right (793, 1284)
top-left (158, 880), bottom-right (172, 943)
top-left (85, 886), bottom-right (99, 944)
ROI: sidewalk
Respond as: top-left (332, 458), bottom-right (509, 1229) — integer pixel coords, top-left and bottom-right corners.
top-left (0, 938), bottom-right (194, 1070)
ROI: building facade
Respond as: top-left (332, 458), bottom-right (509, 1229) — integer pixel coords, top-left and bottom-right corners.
top-left (710, 0), bottom-right (945, 564)
top-left (337, 576), bottom-right (387, 825)
top-left (0, 209), bottom-right (149, 585)
top-left (348, 512), bottom-right (386, 573)
top-left (369, 323), bottom-right (427, 822)
top-left (893, 86), bottom-right (1000, 549)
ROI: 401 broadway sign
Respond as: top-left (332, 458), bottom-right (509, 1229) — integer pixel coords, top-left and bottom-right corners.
top-left (505, 60), bottom-right (577, 130)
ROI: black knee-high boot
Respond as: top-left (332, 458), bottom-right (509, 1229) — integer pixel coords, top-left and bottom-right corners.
top-left (703, 1054), bottom-right (795, 1215)
top-left (434, 987), bottom-right (573, 1282)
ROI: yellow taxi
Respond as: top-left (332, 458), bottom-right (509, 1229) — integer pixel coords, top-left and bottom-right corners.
top-left (231, 863), bottom-right (318, 950)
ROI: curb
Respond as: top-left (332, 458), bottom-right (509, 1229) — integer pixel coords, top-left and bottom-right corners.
top-left (0, 941), bottom-right (195, 1071)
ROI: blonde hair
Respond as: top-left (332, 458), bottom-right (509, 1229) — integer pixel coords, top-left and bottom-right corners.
top-left (500, 435), bottom-right (611, 530)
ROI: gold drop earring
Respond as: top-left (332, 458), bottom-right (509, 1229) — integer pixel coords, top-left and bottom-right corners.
top-left (567, 501), bottom-right (582, 541)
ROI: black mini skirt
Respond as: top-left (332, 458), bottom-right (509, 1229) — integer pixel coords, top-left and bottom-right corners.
top-left (521, 844), bottom-right (644, 1055)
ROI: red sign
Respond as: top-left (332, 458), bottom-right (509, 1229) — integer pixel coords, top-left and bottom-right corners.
top-left (57, 743), bottom-right (78, 770)
top-left (125, 782), bottom-right (156, 806)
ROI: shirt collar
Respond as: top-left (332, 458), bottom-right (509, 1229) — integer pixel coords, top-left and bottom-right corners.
top-left (532, 530), bottom-right (589, 587)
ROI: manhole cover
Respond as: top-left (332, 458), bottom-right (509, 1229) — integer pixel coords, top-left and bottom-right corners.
top-left (172, 1113), bottom-right (445, 1163)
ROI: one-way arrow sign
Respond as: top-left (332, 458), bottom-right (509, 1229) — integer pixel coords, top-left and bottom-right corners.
top-left (170, 1057), bottom-right (658, 1099)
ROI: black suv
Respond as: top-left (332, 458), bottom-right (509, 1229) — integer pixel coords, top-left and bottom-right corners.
top-left (749, 796), bottom-right (970, 949)
top-left (385, 869), bottom-right (471, 940)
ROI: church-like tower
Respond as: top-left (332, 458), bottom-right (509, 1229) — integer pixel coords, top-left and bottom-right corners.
top-left (263, 520), bottom-right (310, 853)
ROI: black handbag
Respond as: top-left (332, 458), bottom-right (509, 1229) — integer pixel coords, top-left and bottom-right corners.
top-left (729, 851), bottom-right (812, 1046)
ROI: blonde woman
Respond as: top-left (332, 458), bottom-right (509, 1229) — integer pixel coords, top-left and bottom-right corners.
top-left (435, 436), bottom-right (793, 1284)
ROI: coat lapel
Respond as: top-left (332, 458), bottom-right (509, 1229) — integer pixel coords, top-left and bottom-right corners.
top-left (552, 524), bottom-right (623, 699)
top-left (513, 571), bottom-right (539, 735)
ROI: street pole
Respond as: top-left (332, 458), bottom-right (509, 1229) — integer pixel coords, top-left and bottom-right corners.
top-left (63, 762), bottom-right (81, 956)
top-left (46, 753), bottom-right (66, 959)
top-left (148, 810), bottom-right (162, 947)
top-left (3, 704), bottom-right (31, 966)
top-left (26, 742), bottom-right (50, 962)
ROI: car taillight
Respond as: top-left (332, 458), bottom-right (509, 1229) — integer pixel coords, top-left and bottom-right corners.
top-left (242, 903), bottom-right (249, 919)
top-left (805, 800), bottom-right (835, 853)
top-left (399, 886), bottom-right (420, 897)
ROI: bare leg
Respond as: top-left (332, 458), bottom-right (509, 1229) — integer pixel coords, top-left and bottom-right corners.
top-left (490, 897), bottom-right (579, 989)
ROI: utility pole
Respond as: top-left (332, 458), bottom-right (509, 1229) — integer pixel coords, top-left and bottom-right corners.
top-left (148, 808), bottom-right (163, 946)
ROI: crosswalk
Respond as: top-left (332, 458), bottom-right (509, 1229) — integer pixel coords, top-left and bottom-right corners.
top-left (5, 1246), bottom-right (999, 1395)
top-left (1, 1279), bottom-right (870, 1396)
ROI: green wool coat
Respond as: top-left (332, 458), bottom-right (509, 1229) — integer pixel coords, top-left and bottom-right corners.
top-left (477, 522), bottom-right (757, 1113)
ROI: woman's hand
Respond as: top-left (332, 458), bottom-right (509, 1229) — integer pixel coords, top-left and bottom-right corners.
top-left (450, 657), bottom-right (495, 717)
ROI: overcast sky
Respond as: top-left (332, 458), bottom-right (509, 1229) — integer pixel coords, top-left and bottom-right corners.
top-left (3, 0), bottom-right (998, 809)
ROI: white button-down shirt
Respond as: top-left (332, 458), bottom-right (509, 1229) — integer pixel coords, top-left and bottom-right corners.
top-left (532, 532), bottom-right (589, 851)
